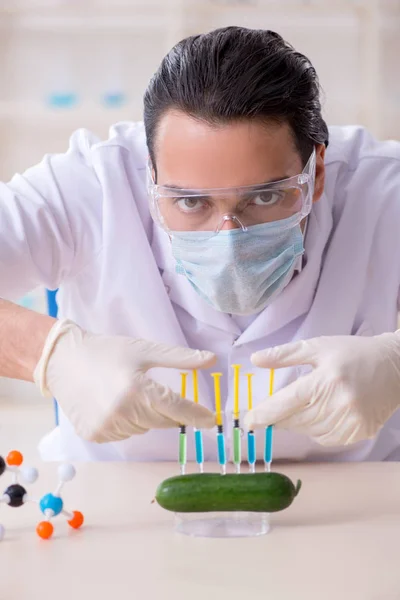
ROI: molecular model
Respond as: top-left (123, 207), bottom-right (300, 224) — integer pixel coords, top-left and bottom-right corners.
top-left (0, 450), bottom-right (38, 541)
top-left (0, 450), bottom-right (84, 540)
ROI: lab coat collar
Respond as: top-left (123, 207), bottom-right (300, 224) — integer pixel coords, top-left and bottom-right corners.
top-left (152, 195), bottom-right (332, 343)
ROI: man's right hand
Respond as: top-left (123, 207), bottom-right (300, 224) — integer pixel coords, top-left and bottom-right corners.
top-left (34, 320), bottom-right (217, 443)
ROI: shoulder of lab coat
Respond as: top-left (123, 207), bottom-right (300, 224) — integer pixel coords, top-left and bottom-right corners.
top-left (325, 125), bottom-right (400, 211)
top-left (325, 125), bottom-right (400, 303)
top-left (326, 125), bottom-right (400, 166)
top-left (0, 120), bottom-right (147, 301)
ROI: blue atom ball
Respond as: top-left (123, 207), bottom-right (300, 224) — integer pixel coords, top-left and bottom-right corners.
top-left (39, 493), bottom-right (63, 516)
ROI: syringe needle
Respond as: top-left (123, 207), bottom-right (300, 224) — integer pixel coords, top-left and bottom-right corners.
top-left (179, 373), bottom-right (188, 475)
top-left (192, 370), bottom-right (204, 473)
top-left (212, 373), bottom-right (226, 475)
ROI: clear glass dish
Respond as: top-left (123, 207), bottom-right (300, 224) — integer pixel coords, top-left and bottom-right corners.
top-left (174, 511), bottom-right (270, 538)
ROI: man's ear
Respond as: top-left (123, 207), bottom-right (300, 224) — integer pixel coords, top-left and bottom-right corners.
top-left (313, 144), bottom-right (325, 203)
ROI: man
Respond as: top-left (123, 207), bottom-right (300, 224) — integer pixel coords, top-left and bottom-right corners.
top-left (1, 26), bottom-right (400, 462)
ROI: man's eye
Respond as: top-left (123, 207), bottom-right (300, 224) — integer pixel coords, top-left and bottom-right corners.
top-left (175, 198), bottom-right (206, 212)
top-left (253, 191), bottom-right (283, 206)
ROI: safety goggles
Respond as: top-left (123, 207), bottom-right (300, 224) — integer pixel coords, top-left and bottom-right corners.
top-left (147, 147), bottom-right (316, 240)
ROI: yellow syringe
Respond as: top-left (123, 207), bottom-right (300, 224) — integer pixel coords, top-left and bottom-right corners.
top-left (179, 372), bottom-right (188, 475)
top-left (232, 364), bottom-right (242, 474)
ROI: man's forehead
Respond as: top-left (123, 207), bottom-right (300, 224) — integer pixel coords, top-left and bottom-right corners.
top-left (155, 110), bottom-right (302, 189)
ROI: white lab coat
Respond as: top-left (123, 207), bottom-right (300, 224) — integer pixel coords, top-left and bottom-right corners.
top-left (1, 122), bottom-right (400, 463)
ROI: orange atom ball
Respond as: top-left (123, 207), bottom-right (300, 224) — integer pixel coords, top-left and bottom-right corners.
top-left (68, 511), bottom-right (84, 529)
top-left (6, 450), bottom-right (23, 467)
top-left (37, 521), bottom-right (54, 540)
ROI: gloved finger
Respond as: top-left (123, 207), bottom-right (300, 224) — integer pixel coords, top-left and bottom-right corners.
top-left (128, 375), bottom-right (216, 429)
top-left (88, 426), bottom-right (147, 444)
top-left (153, 394), bottom-right (216, 429)
top-left (138, 340), bottom-right (217, 371)
top-left (80, 417), bottom-right (149, 443)
top-left (146, 379), bottom-right (216, 429)
top-left (251, 338), bottom-right (322, 370)
top-left (244, 373), bottom-right (314, 430)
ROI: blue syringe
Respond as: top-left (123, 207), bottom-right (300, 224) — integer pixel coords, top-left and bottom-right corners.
top-left (211, 372), bottom-right (226, 475)
top-left (192, 369), bottom-right (204, 473)
top-left (246, 373), bottom-right (256, 473)
top-left (264, 369), bottom-right (275, 472)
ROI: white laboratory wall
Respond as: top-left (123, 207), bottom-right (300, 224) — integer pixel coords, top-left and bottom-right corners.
top-left (0, 0), bottom-right (399, 401)
top-left (0, 0), bottom-right (398, 182)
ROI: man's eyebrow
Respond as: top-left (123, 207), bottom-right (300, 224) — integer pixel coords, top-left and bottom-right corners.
top-left (258, 174), bottom-right (292, 185)
top-left (160, 174), bottom-right (292, 190)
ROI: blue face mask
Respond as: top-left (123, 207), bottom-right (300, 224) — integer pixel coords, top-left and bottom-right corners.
top-left (171, 215), bottom-right (305, 316)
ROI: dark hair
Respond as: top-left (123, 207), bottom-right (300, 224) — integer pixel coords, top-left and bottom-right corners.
top-left (144, 26), bottom-right (329, 171)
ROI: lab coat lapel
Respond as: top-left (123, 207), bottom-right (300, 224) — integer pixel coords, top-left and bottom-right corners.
top-left (236, 195), bottom-right (333, 345)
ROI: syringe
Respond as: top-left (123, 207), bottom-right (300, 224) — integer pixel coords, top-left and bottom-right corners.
top-left (179, 372), bottom-right (188, 475)
top-left (211, 372), bottom-right (226, 475)
top-left (192, 369), bottom-right (204, 473)
top-left (246, 373), bottom-right (256, 473)
top-left (264, 369), bottom-right (275, 473)
top-left (232, 364), bottom-right (242, 474)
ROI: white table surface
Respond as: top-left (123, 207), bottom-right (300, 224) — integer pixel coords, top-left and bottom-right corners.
top-left (1, 460), bottom-right (399, 600)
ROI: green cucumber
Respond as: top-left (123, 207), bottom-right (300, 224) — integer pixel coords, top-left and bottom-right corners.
top-left (155, 472), bottom-right (301, 513)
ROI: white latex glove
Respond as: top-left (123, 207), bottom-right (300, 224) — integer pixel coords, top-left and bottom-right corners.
top-left (244, 333), bottom-right (400, 446)
top-left (34, 320), bottom-right (217, 443)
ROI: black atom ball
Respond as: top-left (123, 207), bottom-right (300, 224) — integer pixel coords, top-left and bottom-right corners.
top-left (4, 484), bottom-right (27, 507)
top-left (0, 456), bottom-right (5, 477)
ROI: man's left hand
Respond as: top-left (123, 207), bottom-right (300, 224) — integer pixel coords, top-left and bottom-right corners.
top-left (244, 333), bottom-right (400, 446)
